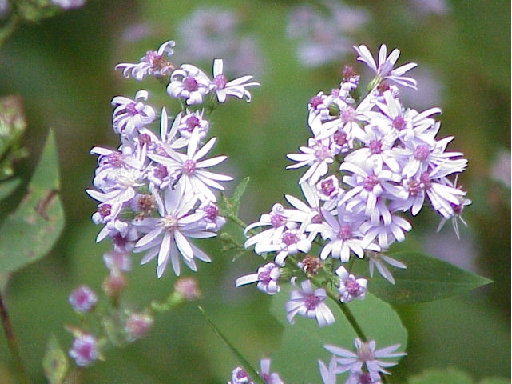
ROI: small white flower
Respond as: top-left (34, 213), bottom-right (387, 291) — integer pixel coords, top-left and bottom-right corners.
top-left (211, 59), bottom-right (259, 102)
top-left (286, 280), bottom-right (335, 327)
top-left (236, 262), bottom-right (281, 295)
top-left (325, 338), bottom-right (405, 376)
top-left (335, 266), bottom-right (367, 303)
top-left (167, 64), bottom-right (211, 105)
top-left (116, 41), bottom-right (175, 80)
top-left (112, 90), bottom-right (155, 136)
top-left (354, 44), bottom-right (418, 89)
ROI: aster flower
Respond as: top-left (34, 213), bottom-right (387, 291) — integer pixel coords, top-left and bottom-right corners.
top-left (211, 59), bottom-right (259, 102)
top-left (167, 64), bottom-right (211, 105)
top-left (236, 262), bottom-right (281, 295)
top-left (325, 338), bottom-right (405, 376)
top-left (335, 266), bottom-right (367, 303)
top-left (287, 137), bottom-right (336, 184)
top-left (354, 44), bottom-right (417, 89)
top-left (286, 280), bottom-right (335, 327)
top-left (116, 41), bottom-right (176, 80)
top-left (69, 333), bottom-right (99, 367)
top-left (132, 185), bottom-right (214, 277)
top-left (319, 204), bottom-right (378, 262)
top-left (111, 90), bottom-right (156, 136)
top-left (244, 203), bottom-right (298, 254)
top-left (69, 285), bottom-right (98, 313)
top-left (149, 136), bottom-right (232, 202)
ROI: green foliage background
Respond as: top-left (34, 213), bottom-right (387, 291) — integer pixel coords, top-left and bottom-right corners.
top-left (0, 0), bottom-right (509, 383)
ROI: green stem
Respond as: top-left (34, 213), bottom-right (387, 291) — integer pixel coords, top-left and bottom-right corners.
top-left (337, 301), bottom-right (367, 342)
top-left (0, 291), bottom-right (30, 384)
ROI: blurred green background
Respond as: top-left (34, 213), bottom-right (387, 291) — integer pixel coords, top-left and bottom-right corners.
top-left (0, 0), bottom-right (509, 383)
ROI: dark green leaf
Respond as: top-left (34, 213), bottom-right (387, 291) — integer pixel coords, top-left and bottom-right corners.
top-left (0, 177), bottom-right (21, 201)
top-left (355, 251), bottom-right (492, 304)
top-left (0, 130), bottom-right (64, 274)
top-left (270, 287), bottom-right (407, 383)
top-left (43, 334), bottom-right (69, 384)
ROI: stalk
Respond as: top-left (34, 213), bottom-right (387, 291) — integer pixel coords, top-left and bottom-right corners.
top-left (0, 291), bottom-right (30, 384)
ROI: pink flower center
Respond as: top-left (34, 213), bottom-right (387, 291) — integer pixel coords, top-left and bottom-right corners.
top-left (183, 76), bottom-right (198, 92)
top-left (320, 178), bottom-right (336, 196)
top-left (407, 179), bottom-right (421, 196)
top-left (271, 213), bottom-right (286, 227)
top-left (414, 144), bottom-right (430, 161)
top-left (338, 224), bottom-right (352, 240)
top-left (393, 115), bottom-right (406, 131)
top-left (185, 115), bottom-right (200, 132)
top-left (309, 95), bottom-right (324, 110)
top-left (282, 231), bottom-right (299, 246)
top-left (182, 159), bottom-right (196, 175)
top-left (345, 279), bottom-right (361, 295)
top-left (314, 144), bottom-right (331, 161)
top-left (369, 139), bottom-right (383, 154)
top-left (304, 293), bottom-right (321, 310)
top-left (98, 204), bottom-right (111, 218)
top-left (204, 205), bottom-right (219, 221)
top-left (334, 130), bottom-right (348, 146)
top-left (214, 74), bottom-right (227, 90)
top-left (363, 174), bottom-right (379, 191)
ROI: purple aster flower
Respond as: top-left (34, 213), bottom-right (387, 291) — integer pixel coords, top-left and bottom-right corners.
top-left (319, 204), bottom-right (378, 262)
top-left (69, 285), bottom-right (98, 313)
top-left (325, 338), bottom-right (405, 376)
top-left (111, 90), bottom-right (156, 136)
top-left (335, 266), bottom-right (367, 303)
top-left (228, 358), bottom-right (284, 384)
top-left (211, 59), bottom-right (259, 102)
top-left (236, 262), bottom-right (281, 295)
top-left (51, 0), bottom-right (85, 9)
top-left (69, 333), bottom-right (99, 367)
top-left (149, 136), bottom-right (232, 203)
top-left (133, 185), bottom-right (214, 277)
top-left (286, 280), bottom-right (335, 327)
top-left (287, 137), bottom-right (336, 184)
top-left (116, 41), bottom-right (175, 80)
top-left (167, 64), bottom-right (211, 105)
top-left (354, 44), bottom-right (418, 89)
top-left (244, 203), bottom-right (296, 254)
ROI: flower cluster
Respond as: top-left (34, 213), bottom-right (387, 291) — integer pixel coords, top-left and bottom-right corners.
top-left (235, 44), bottom-right (469, 383)
top-left (87, 41), bottom-right (258, 278)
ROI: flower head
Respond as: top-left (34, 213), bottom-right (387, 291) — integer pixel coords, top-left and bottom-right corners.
top-left (116, 41), bottom-right (175, 80)
top-left (325, 338), bottom-right (405, 376)
top-left (286, 280), bottom-right (335, 327)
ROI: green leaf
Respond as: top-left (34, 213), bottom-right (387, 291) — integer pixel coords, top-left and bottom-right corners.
top-left (270, 287), bottom-right (407, 383)
top-left (408, 368), bottom-right (511, 384)
top-left (219, 177), bottom-right (249, 218)
top-left (354, 251), bottom-right (492, 304)
top-left (198, 306), bottom-right (266, 384)
top-left (43, 334), bottom-right (69, 384)
top-left (0, 130), bottom-right (64, 274)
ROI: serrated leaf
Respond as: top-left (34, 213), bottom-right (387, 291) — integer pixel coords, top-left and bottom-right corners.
top-left (270, 287), bottom-right (407, 384)
top-left (0, 130), bottom-right (64, 274)
top-left (354, 251), bottom-right (492, 304)
top-left (43, 334), bottom-right (69, 384)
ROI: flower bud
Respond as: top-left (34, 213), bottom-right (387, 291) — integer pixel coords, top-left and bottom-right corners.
top-left (69, 285), bottom-right (98, 313)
